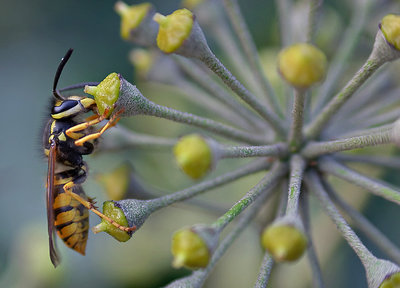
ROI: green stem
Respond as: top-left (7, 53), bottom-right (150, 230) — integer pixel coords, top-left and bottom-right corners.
top-left (323, 179), bottom-right (400, 265)
top-left (312, 0), bottom-right (372, 114)
top-left (305, 171), bottom-right (399, 288)
top-left (254, 253), bottom-right (274, 288)
top-left (221, 0), bottom-right (283, 116)
top-left (275, 0), bottom-right (292, 47)
top-left (147, 102), bottom-right (268, 144)
top-left (306, 55), bottom-right (384, 139)
top-left (220, 143), bottom-right (288, 158)
top-left (335, 154), bottom-right (400, 170)
top-left (286, 155), bottom-right (306, 216)
top-left (289, 89), bottom-right (306, 151)
top-left (174, 56), bottom-right (266, 130)
top-left (301, 128), bottom-right (393, 159)
top-left (318, 158), bottom-right (400, 205)
top-left (300, 190), bottom-right (325, 288)
top-left (200, 50), bottom-right (287, 138)
top-left (212, 162), bottom-right (287, 232)
top-left (307, 0), bottom-right (323, 43)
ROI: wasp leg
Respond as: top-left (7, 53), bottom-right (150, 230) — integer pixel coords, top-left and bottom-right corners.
top-left (62, 181), bottom-right (136, 233)
top-left (65, 108), bottom-right (111, 139)
top-left (74, 109), bottom-right (124, 147)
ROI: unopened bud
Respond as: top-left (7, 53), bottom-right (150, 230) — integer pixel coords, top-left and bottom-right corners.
top-left (278, 43), bottom-right (327, 89)
top-left (173, 134), bottom-right (214, 179)
top-left (261, 224), bottom-right (307, 262)
top-left (379, 272), bottom-right (400, 288)
top-left (380, 14), bottom-right (400, 51)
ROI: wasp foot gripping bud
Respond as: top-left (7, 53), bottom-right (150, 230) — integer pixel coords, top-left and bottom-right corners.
top-left (278, 43), bottom-right (327, 90)
top-left (173, 134), bottom-right (216, 179)
top-left (114, 1), bottom-right (158, 46)
top-left (92, 201), bottom-right (132, 242)
top-left (261, 223), bottom-right (307, 262)
top-left (84, 72), bottom-right (121, 116)
top-left (171, 225), bottom-right (219, 269)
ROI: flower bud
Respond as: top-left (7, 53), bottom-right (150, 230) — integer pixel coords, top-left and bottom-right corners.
top-left (379, 272), bottom-right (400, 288)
top-left (114, 1), bottom-right (158, 46)
top-left (129, 48), bottom-right (154, 79)
top-left (380, 14), bottom-right (400, 51)
top-left (173, 134), bottom-right (215, 179)
top-left (153, 9), bottom-right (210, 59)
top-left (171, 225), bottom-right (219, 269)
top-left (84, 72), bottom-right (120, 117)
top-left (261, 223), bottom-right (307, 262)
top-left (96, 164), bottom-right (131, 201)
top-left (92, 201), bottom-right (131, 242)
top-left (278, 43), bottom-right (327, 89)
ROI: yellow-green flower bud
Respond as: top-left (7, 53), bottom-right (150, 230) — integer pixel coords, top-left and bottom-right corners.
top-left (171, 228), bottom-right (211, 269)
top-left (97, 164), bottom-right (131, 201)
top-left (181, 0), bottom-right (204, 10)
top-left (154, 9), bottom-right (194, 54)
top-left (115, 1), bottom-right (152, 40)
top-left (92, 201), bottom-right (131, 242)
top-left (380, 14), bottom-right (400, 51)
top-left (84, 72), bottom-right (120, 117)
top-left (379, 272), bottom-right (400, 288)
top-left (129, 48), bottom-right (154, 78)
top-left (278, 43), bottom-right (327, 89)
top-left (261, 224), bottom-right (307, 262)
top-left (173, 134), bottom-right (213, 179)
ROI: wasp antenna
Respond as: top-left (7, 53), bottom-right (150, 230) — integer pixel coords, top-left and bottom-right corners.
top-left (53, 48), bottom-right (74, 100)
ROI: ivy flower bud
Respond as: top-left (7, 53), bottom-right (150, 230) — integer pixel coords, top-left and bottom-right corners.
top-left (278, 43), bottom-right (327, 89)
top-left (261, 223), bottom-right (307, 262)
top-left (129, 48), bottom-right (154, 78)
top-left (92, 201), bottom-right (132, 242)
top-left (171, 225), bottom-right (219, 269)
top-left (380, 272), bottom-right (400, 288)
top-left (153, 9), bottom-right (211, 59)
top-left (96, 164), bottom-right (131, 201)
top-left (173, 134), bottom-right (216, 179)
top-left (380, 14), bottom-right (400, 51)
top-left (114, 1), bottom-right (158, 46)
top-left (84, 72), bottom-right (120, 117)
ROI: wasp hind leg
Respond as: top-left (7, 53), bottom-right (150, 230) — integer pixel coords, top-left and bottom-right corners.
top-left (62, 181), bottom-right (136, 233)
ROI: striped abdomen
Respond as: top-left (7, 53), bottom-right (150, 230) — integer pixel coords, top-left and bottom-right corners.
top-left (53, 179), bottom-right (89, 255)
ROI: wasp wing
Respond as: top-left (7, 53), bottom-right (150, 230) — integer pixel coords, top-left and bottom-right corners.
top-left (47, 141), bottom-right (60, 267)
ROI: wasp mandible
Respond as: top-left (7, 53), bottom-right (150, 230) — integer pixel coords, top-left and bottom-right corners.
top-left (43, 49), bottom-right (136, 267)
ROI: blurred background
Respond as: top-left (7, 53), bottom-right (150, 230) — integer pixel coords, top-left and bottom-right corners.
top-left (1, 0), bottom-right (400, 287)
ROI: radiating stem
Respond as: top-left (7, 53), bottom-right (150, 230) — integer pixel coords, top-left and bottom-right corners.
top-left (174, 56), bottom-right (267, 130)
top-left (220, 143), bottom-right (288, 158)
top-left (148, 102), bottom-right (268, 144)
top-left (312, 0), bottom-right (373, 114)
top-left (200, 50), bottom-right (287, 137)
top-left (306, 55), bottom-right (384, 139)
top-left (300, 190), bottom-right (325, 288)
top-left (323, 179), bottom-right (400, 265)
top-left (211, 162), bottom-right (287, 232)
top-left (318, 158), bottom-right (400, 205)
top-left (289, 89), bottom-right (306, 151)
top-left (302, 128), bottom-right (393, 159)
top-left (307, 0), bottom-right (323, 43)
top-left (286, 155), bottom-right (306, 216)
top-left (335, 154), bottom-right (400, 170)
top-left (275, 0), bottom-right (292, 47)
top-left (221, 0), bottom-right (283, 116)
top-left (305, 171), bottom-right (400, 288)
top-left (254, 253), bottom-right (274, 288)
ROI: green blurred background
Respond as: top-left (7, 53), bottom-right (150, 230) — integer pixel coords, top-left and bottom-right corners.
top-left (1, 0), bottom-right (400, 287)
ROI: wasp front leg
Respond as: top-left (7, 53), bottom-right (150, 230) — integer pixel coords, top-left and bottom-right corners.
top-left (62, 181), bottom-right (136, 233)
top-left (73, 108), bottom-right (124, 147)
top-left (65, 108), bottom-right (111, 140)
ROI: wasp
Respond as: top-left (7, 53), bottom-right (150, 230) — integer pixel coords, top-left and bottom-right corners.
top-left (44, 49), bottom-right (136, 267)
